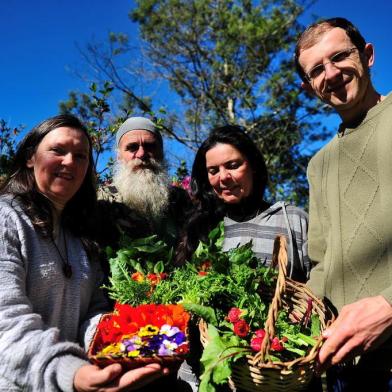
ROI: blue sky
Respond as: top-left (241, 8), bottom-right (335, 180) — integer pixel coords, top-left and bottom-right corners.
top-left (1, 0), bottom-right (391, 155)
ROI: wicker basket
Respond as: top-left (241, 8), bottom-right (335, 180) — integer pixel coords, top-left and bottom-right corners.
top-left (199, 235), bottom-right (334, 392)
top-left (88, 313), bottom-right (188, 370)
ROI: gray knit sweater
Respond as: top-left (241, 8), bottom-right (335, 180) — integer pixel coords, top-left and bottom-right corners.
top-left (223, 201), bottom-right (310, 282)
top-left (0, 195), bottom-right (109, 391)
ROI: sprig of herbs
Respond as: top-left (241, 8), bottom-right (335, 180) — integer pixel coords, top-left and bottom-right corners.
top-left (105, 234), bottom-right (174, 305)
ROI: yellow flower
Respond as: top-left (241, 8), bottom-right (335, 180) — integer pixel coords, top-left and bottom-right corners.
top-left (100, 343), bottom-right (122, 355)
top-left (139, 324), bottom-right (159, 337)
top-left (127, 350), bottom-right (140, 357)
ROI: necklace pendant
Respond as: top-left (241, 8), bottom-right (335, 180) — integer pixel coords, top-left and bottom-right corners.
top-left (63, 264), bottom-right (73, 278)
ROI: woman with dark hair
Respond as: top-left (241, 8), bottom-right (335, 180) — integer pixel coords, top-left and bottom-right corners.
top-left (176, 125), bottom-right (310, 281)
top-left (0, 114), bottom-right (166, 391)
top-left (176, 125), bottom-right (312, 391)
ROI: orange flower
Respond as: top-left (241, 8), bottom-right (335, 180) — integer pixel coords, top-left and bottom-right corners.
top-left (200, 260), bottom-right (212, 271)
top-left (131, 272), bottom-right (145, 282)
top-left (167, 304), bottom-right (190, 331)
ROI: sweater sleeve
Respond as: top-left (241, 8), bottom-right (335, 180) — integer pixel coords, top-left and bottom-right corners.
top-left (306, 160), bottom-right (326, 299)
top-left (0, 202), bottom-right (88, 391)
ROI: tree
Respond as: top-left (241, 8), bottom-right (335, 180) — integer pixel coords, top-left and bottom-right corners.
top-left (63, 0), bottom-right (331, 204)
top-left (0, 120), bottom-right (21, 181)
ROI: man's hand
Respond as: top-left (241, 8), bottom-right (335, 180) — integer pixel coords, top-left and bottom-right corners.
top-left (318, 295), bottom-right (392, 371)
top-left (74, 362), bottom-right (168, 391)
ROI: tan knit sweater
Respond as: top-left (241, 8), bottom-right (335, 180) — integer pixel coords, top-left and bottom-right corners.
top-left (307, 93), bottom-right (392, 370)
top-left (307, 92), bottom-right (392, 310)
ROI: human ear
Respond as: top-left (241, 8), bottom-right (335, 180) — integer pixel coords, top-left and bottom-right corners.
top-left (301, 81), bottom-right (315, 96)
top-left (363, 43), bottom-right (375, 67)
top-left (26, 154), bottom-right (35, 168)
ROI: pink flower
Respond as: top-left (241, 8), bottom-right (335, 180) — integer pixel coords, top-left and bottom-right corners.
top-left (250, 329), bottom-right (266, 351)
top-left (255, 329), bottom-right (266, 339)
top-left (181, 176), bottom-right (191, 192)
top-left (227, 307), bottom-right (242, 323)
top-left (250, 337), bottom-right (263, 351)
top-left (271, 337), bottom-right (284, 351)
top-left (233, 320), bottom-right (249, 337)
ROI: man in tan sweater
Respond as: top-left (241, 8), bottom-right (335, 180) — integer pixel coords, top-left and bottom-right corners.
top-left (295, 17), bottom-right (392, 390)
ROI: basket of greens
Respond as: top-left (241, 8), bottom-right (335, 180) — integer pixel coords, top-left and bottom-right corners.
top-left (97, 226), bottom-right (333, 391)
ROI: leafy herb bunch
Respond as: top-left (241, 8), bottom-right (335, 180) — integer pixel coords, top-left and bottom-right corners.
top-left (105, 234), bottom-right (174, 305)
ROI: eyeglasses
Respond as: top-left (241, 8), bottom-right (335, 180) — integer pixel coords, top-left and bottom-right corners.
top-left (305, 47), bottom-right (358, 82)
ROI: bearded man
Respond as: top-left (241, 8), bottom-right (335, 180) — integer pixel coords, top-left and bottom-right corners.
top-left (96, 116), bottom-right (191, 250)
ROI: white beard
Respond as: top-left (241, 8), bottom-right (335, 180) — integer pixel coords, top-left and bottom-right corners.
top-left (113, 158), bottom-right (170, 220)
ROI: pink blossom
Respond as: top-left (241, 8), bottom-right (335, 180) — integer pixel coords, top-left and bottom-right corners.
top-left (250, 337), bottom-right (264, 351)
top-left (227, 307), bottom-right (242, 323)
top-left (255, 329), bottom-right (266, 339)
top-left (181, 176), bottom-right (191, 192)
top-left (270, 337), bottom-right (284, 351)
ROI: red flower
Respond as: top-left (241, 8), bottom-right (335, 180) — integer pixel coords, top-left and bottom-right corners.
top-left (271, 337), bottom-right (284, 351)
top-left (97, 316), bottom-right (123, 344)
top-left (227, 307), bottom-right (242, 323)
top-left (198, 271), bottom-right (208, 276)
top-left (233, 320), bottom-right (249, 337)
top-left (175, 343), bottom-right (190, 355)
top-left (147, 273), bottom-right (160, 285)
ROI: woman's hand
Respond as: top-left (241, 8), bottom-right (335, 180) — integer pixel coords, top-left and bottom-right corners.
top-left (74, 363), bottom-right (168, 391)
top-left (317, 295), bottom-right (392, 371)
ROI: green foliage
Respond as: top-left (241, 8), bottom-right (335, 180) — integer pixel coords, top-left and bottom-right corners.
top-left (183, 303), bottom-right (218, 325)
top-left (175, 160), bottom-right (189, 180)
top-left (199, 324), bottom-right (246, 392)
top-left (0, 120), bottom-right (22, 179)
top-left (105, 234), bottom-right (174, 305)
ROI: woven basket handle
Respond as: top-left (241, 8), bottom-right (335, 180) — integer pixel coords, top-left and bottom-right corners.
top-left (253, 235), bottom-right (288, 363)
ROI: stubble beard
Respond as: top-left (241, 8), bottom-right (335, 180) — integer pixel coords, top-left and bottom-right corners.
top-left (113, 158), bottom-right (170, 220)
